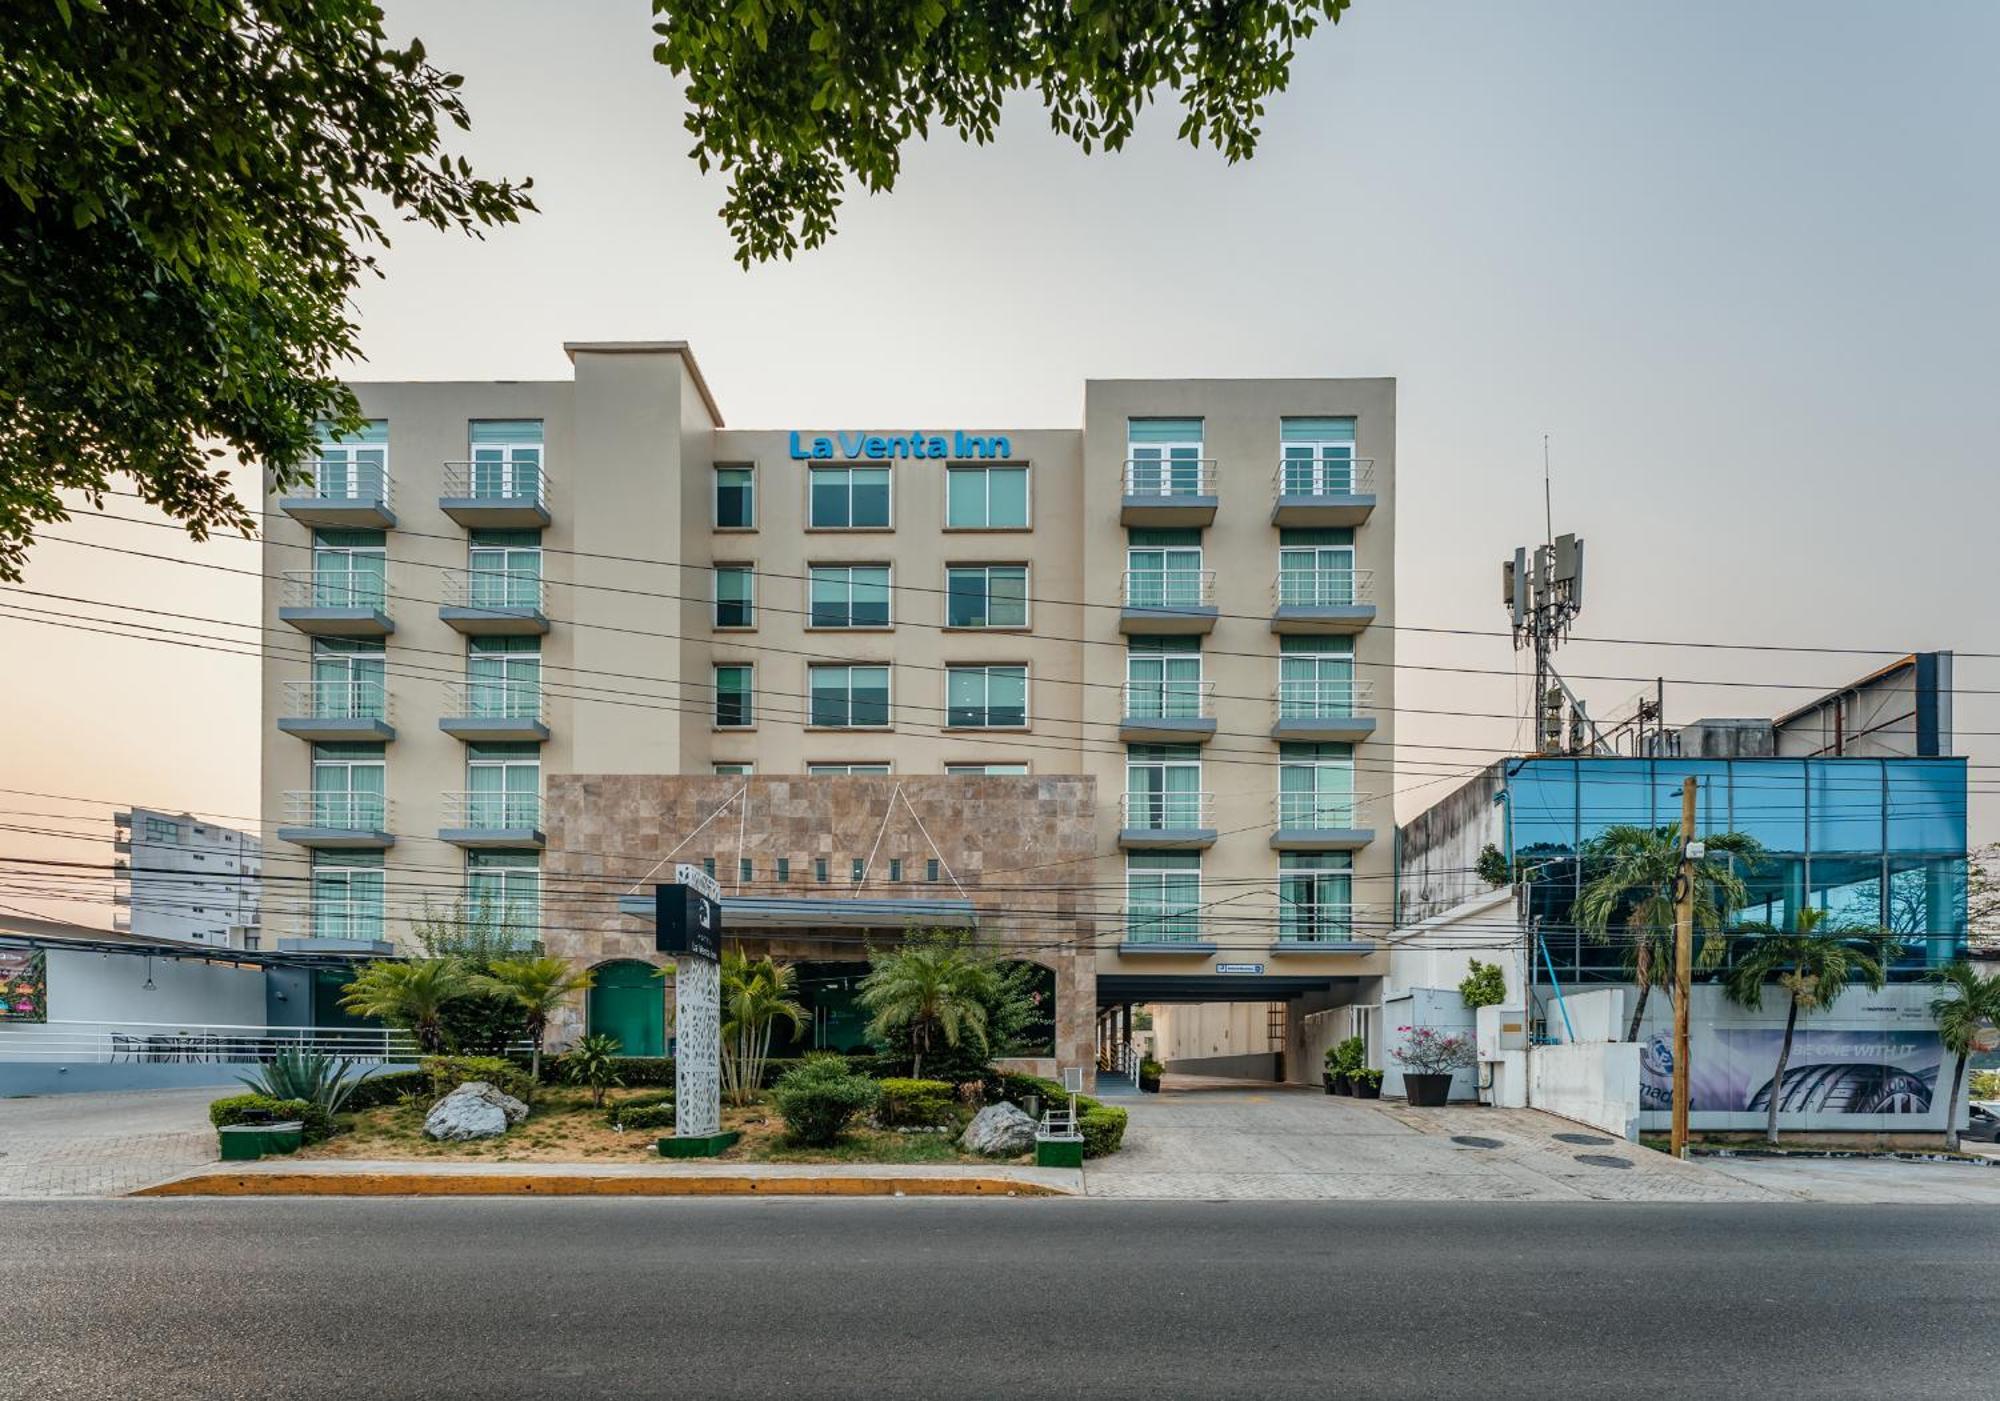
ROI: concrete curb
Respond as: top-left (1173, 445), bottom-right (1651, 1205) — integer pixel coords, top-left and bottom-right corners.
top-left (132, 1167), bottom-right (1075, 1199)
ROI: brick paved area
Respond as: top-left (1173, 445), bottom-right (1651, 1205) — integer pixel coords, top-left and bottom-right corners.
top-left (0, 1089), bottom-right (219, 1198)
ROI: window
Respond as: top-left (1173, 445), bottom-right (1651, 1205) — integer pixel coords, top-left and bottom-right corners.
top-left (1126, 418), bottom-right (1205, 497)
top-left (703, 857), bottom-right (716, 879)
top-left (808, 763), bottom-right (891, 775)
top-left (1278, 529), bottom-right (1357, 607)
top-left (1279, 852), bottom-right (1353, 942)
top-left (739, 858), bottom-right (754, 884)
top-left (1126, 530), bottom-right (1206, 609)
top-left (815, 858), bottom-right (829, 884)
top-left (465, 743), bottom-right (539, 830)
top-left (889, 858), bottom-right (903, 883)
top-left (310, 638), bottom-right (386, 719)
top-left (466, 529), bottom-right (542, 610)
top-left (947, 763), bottom-right (1030, 776)
top-left (809, 665), bottom-right (890, 728)
top-left (926, 859), bottom-right (941, 883)
top-left (467, 420), bottom-right (544, 503)
top-left (945, 564), bottom-right (1028, 629)
top-left (1278, 636), bottom-right (1358, 718)
top-left (467, 636), bottom-right (540, 719)
top-left (808, 564), bottom-right (891, 628)
top-left (715, 465), bottom-right (755, 528)
top-left (714, 566), bottom-right (755, 628)
top-left (851, 858), bottom-right (865, 883)
top-left (310, 742), bottom-right (386, 829)
top-left (809, 465), bottom-right (890, 528)
top-left (947, 665), bottom-right (1027, 728)
top-left (467, 850), bottom-right (539, 948)
top-left (714, 665), bottom-right (754, 729)
top-left (776, 858), bottom-right (790, 883)
top-left (1126, 636), bottom-right (1203, 720)
top-left (1126, 851), bottom-right (1202, 943)
top-left (311, 529), bottom-right (386, 610)
top-left (1279, 743), bottom-right (1355, 829)
top-left (945, 465), bottom-right (1029, 528)
top-left (311, 851), bottom-right (384, 942)
top-left (713, 762), bottom-right (753, 776)
top-left (1126, 744), bottom-right (1204, 830)
top-left (1280, 417), bottom-right (1358, 496)
top-left (312, 420), bottom-right (387, 502)
top-left (145, 817), bottom-right (181, 843)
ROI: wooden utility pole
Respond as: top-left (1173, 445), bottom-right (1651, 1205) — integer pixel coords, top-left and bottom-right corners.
top-left (1670, 776), bottom-right (1698, 1160)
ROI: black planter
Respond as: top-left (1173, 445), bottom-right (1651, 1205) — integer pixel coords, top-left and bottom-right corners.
top-left (1323, 1074), bottom-right (1338, 1095)
top-left (1353, 1078), bottom-right (1382, 1101)
top-left (1139, 1074), bottom-right (1162, 1094)
top-left (1334, 1073), bottom-right (1355, 1097)
top-left (1403, 1072), bottom-right (1451, 1107)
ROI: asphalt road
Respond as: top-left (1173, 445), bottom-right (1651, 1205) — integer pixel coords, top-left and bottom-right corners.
top-left (1, 1200), bottom-right (1995, 1399)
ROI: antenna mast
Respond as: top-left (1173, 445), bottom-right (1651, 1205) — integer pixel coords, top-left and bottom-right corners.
top-left (1502, 440), bottom-right (1594, 755)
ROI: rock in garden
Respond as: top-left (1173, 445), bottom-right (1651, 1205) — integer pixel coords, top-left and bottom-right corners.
top-left (424, 1083), bottom-right (512, 1141)
top-left (455, 1080), bottom-right (530, 1125)
top-left (960, 1102), bottom-right (1038, 1157)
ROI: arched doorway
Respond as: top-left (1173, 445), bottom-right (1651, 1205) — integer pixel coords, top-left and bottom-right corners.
top-left (587, 959), bottom-right (665, 1057)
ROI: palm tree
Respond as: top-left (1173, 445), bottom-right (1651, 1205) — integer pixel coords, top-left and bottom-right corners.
top-left (1724, 908), bottom-right (1897, 1146)
top-left (859, 935), bottom-right (995, 1079)
top-left (1928, 961), bottom-right (2000, 1151)
top-left (474, 956), bottom-right (596, 1083)
top-left (719, 950), bottom-right (807, 1105)
top-left (1574, 824), bottom-right (1763, 1042)
top-left (337, 958), bottom-right (470, 1055)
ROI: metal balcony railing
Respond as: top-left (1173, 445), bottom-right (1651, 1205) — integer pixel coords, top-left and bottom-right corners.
top-left (443, 679), bottom-right (546, 723)
top-left (1123, 457), bottom-right (1217, 499)
top-left (442, 790), bottom-right (542, 831)
top-left (282, 678), bottom-right (389, 721)
top-left (1122, 679), bottom-right (1215, 721)
top-left (0, 1018), bottom-right (433, 1065)
top-left (1123, 910), bottom-right (1205, 944)
top-left (300, 458), bottom-right (392, 506)
top-left (281, 569), bottom-right (388, 611)
top-left (1275, 566), bottom-right (1375, 609)
top-left (1275, 456), bottom-right (1376, 498)
top-left (1121, 790), bottom-right (1215, 831)
top-left (1121, 569), bottom-right (1216, 610)
top-left (441, 570), bottom-right (546, 612)
top-left (284, 790), bottom-right (389, 831)
top-left (442, 459), bottom-right (548, 507)
top-left (1276, 905), bottom-right (1359, 943)
top-left (1274, 677), bottom-right (1375, 720)
top-left (272, 904), bottom-right (388, 947)
top-left (1277, 791), bottom-right (1360, 830)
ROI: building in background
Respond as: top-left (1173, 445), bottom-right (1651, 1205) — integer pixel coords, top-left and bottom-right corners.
top-left (112, 807), bottom-right (262, 950)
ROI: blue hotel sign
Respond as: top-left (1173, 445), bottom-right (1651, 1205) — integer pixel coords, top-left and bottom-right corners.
top-left (788, 431), bottom-right (1013, 461)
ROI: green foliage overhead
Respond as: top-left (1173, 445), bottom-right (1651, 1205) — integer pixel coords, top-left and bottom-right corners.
top-left (1458, 959), bottom-right (1508, 1011)
top-left (651, 0), bottom-right (1351, 265)
top-left (0, 0), bottom-right (533, 580)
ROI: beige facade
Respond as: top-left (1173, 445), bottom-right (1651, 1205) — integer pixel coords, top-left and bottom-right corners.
top-left (258, 342), bottom-right (1396, 1073)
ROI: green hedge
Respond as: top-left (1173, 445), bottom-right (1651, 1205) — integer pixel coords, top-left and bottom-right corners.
top-left (208, 1093), bottom-right (330, 1144)
top-left (772, 1057), bottom-right (880, 1146)
top-left (874, 1078), bottom-right (956, 1128)
top-left (611, 1056), bottom-right (676, 1087)
top-left (422, 1055), bottom-right (533, 1104)
top-left (608, 1099), bottom-right (676, 1130)
top-left (1079, 1106), bottom-right (1128, 1158)
top-left (343, 1068), bottom-right (429, 1111)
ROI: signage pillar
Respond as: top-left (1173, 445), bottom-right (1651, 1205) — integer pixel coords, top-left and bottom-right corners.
top-left (655, 863), bottom-right (734, 1156)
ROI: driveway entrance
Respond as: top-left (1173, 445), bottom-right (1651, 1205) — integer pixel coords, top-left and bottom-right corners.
top-left (1084, 1076), bottom-right (1781, 1201)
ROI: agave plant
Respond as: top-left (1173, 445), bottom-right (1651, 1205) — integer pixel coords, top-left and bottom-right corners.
top-left (239, 1048), bottom-right (363, 1117)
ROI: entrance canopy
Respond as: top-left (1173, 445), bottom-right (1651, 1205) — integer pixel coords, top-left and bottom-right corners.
top-left (1098, 973), bottom-right (1368, 1005)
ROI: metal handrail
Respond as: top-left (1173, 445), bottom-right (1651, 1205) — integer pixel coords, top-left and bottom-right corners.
top-left (302, 458), bottom-right (392, 506)
top-left (281, 568), bottom-right (388, 611)
top-left (1121, 679), bottom-right (1215, 721)
top-left (282, 678), bottom-right (390, 721)
top-left (1122, 912), bottom-right (1205, 944)
top-left (443, 679), bottom-right (546, 723)
top-left (1276, 906), bottom-right (1360, 943)
top-left (1120, 568), bottom-right (1216, 609)
top-left (270, 905), bottom-right (387, 945)
top-left (1274, 566), bottom-right (1375, 608)
top-left (1276, 792), bottom-right (1362, 830)
top-left (1274, 677), bottom-right (1375, 719)
top-left (442, 790), bottom-right (542, 830)
top-left (0, 1019), bottom-right (437, 1065)
top-left (283, 790), bottom-right (389, 830)
top-left (1120, 791), bottom-right (1214, 830)
top-left (1122, 457), bottom-right (1218, 498)
top-left (1274, 456), bottom-right (1376, 497)
top-left (441, 569), bottom-right (547, 612)
top-left (441, 459), bottom-right (548, 506)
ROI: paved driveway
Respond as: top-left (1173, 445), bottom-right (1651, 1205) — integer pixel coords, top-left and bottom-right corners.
top-left (0, 1089), bottom-right (219, 1198)
top-left (1084, 1078), bottom-right (1784, 1202)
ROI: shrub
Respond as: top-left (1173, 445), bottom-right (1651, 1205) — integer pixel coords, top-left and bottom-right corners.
top-left (1350, 1067), bottom-right (1383, 1089)
top-left (1392, 1026), bottom-right (1477, 1076)
top-left (343, 1068), bottom-right (430, 1111)
top-left (1079, 1106), bottom-right (1127, 1158)
top-left (208, 1093), bottom-right (328, 1143)
top-left (874, 1077), bottom-right (956, 1128)
top-left (237, 1049), bottom-right (363, 1121)
top-left (772, 1055), bottom-right (880, 1146)
top-left (558, 1035), bottom-right (625, 1108)
top-left (1329, 1037), bottom-right (1366, 1075)
top-left (607, 1097), bottom-right (676, 1131)
top-left (1459, 959), bottom-right (1508, 1010)
top-left (423, 1054), bottom-right (533, 1105)
top-left (1139, 1059), bottom-right (1164, 1078)
top-left (613, 1056), bottom-right (676, 1087)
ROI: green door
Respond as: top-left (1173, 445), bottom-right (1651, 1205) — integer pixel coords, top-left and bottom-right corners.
top-left (588, 960), bottom-right (665, 1057)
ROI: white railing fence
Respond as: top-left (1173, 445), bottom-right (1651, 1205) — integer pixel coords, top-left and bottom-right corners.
top-left (1275, 455), bottom-right (1376, 498)
top-left (1122, 457), bottom-right (1218, 498)
top-left (1275, 677), bottom-right (1376, 719)
top-left (283, 790), bottom-right (390, 830)
top-left (1121, 679), bottom-right (1216, 721)
top-left (441, 569), bottom-right (547, 612)
top-left (1121, 569), bottom-right (1217, 609)
top-left (282, 569), bottom-right (388, 611)
top-left (442, 459), bottom-right (549, 507)
top-left (1275, 566), bottom-right (1376, 609)
top-left (1121, 790), bottom-right (1215, 830)
top-left (0, 1020), bottom-right (430, 1064)
top-left (282, 678), bottom-right (390, 721)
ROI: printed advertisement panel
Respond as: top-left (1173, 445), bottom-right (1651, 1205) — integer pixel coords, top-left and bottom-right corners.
top-left (0, 949), bottom-right (47, 1023)
top-left (1639, 1027), bottom-right (1941, 1115)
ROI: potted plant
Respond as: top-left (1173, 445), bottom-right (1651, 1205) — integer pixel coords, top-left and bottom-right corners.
top-left (1322, 1046), bottom-right (1345, 1095)
top-left (1350, 1066), bottom-right (1383, 1100)
top-left (1331, 1036), bottom-right (1366, 1096)
top-left (1392, 1027), bottom-right (1475, 1107)
top-left (1138, 1058), bottom-right (1164, 1093)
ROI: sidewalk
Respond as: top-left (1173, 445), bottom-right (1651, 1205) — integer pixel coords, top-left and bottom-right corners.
top-left (0, 1088), bottom-right (220, 1199)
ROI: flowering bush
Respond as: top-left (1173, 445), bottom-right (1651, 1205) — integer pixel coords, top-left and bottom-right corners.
top-left (1391, 1026), bottom-right (1476, 1075)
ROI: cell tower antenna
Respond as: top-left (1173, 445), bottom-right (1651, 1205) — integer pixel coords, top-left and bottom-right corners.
top-left (1501, 442), bottom-right (1594, 755)
top-left (1543, 433), bottom-right (1553, 550)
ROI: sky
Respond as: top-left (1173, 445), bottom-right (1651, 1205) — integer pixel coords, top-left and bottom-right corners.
top-left (4, 0), bottom-right (1997, 929)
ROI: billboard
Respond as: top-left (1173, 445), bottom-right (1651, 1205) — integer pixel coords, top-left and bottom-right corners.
top-left (0, 949), bottom-right (46, 1023)
top-left (1639, 1027), bottom-right (1942, 1116)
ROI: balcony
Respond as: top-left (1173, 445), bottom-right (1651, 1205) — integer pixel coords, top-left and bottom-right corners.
top-left (439, 680), bottom-right (550, 743)
top-left (1270, 908), bottom-right (1376, 955)
top-left (1120, 458), bottom-right (1217, 526)
top-left (439, 791), bottom-right (544, 849)
top-left (1270, 793), bottom-right (1374, 851)
top-left (1119, 569), bottom-right (1218, 635)
top-left (1271, 457), bottom-right (1377, 526)
top-left (439, 460), bottom-right (550, 528)
top-left (1118, 919), bottom-right (1216, 956)
top-left (1119, 680), bottom-right (1217, 743)
top-left (271, 908), bottom-right (393, 957)
top-left (1270, 567), bottom-right (1377, 634)
top-left (277, 679), bottom-right (395, 742)
top-left (276, 791), bottom-right (394, 850)
top-left (438, 571), bottom-right (549, 636)
top-left (1271, 678), bottom-right (1378, 743)
top-left (1118, 791), bottom-right (1216, 849)
top-left (278, 570), bottom-right (393, 637)
top-left (277, 460), bottom-right (395, 529)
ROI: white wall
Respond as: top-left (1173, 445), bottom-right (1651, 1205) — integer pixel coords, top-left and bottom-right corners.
top-left (1528, 1041), bottom-right (1641, 1140)
top-left (1386, 889), bottom-right (1522, 1003)
top-left (0, 948), bottom-right (268, 1063)
top-left (1381, 988), bottom-right (1478, 1101)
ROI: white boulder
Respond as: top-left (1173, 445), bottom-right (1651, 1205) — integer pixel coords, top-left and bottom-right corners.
top-left (960, 1102), bottom-right (1038, 1157)
top-left (424, 1081), bottom-right (527, 1141)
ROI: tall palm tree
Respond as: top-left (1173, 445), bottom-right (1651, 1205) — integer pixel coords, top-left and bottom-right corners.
top-left (859, 936), bottom-right (995, 1079)
top-left (1724, 908), bottom-right (1897, 1145)
top-left (1928, 961), bottom-right (2000, 1151)
top-left (1574, 824), bottom-right (1763, 1042)
top-left (474, 956), bottom-right (596, 1083)
top-left (718, 950), bottom-right (807, 1105)
top-left (337, 958), bottom-right (470, 1055)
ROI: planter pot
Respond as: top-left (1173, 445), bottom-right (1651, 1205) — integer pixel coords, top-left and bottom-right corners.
top-left (1402, 1073), bottom-right (1451, 1108)
top-left (1336, 1073), bottom-right (1357, 1097)
top-left (1138, 1074), bottom-right (1162, 1094)
top-left (1323, 1074), bottom-right (1338, 1096)
top-left (1353, 1079), bottom-right (1382, 1101)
